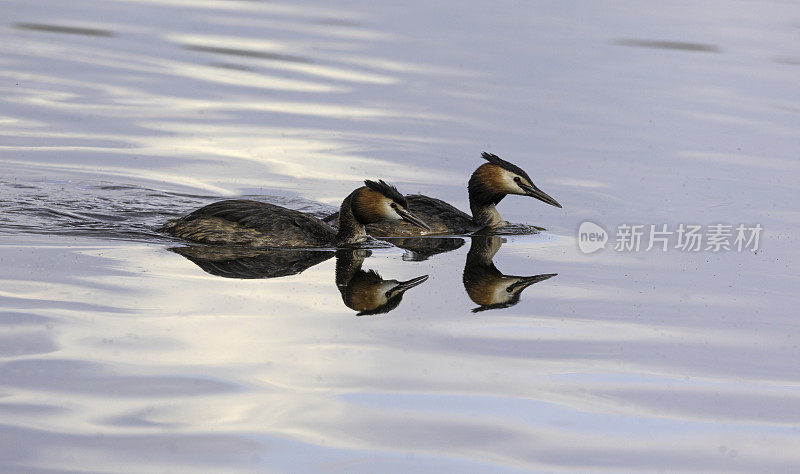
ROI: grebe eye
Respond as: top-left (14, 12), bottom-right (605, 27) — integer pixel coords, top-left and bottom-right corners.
top-left (513, 176), bottom-right (521, 183)
top-left (390, 202), bottom-right (397, 209)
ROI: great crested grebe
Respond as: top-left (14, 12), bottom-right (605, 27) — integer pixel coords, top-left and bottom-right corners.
top-left (324, 152), bottom-right (561, 236)
top-left (160, 180), bottom-right (430, 247)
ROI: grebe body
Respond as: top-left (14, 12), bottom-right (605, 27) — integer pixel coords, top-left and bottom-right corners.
top-left (161, 180), bottom-right (429, 247)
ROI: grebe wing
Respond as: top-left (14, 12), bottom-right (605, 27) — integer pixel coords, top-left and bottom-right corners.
top-left (183, 200), bottom-right (334, 234)
top-left (322, 194), bottom-right (473, 227)
top-left (404, 195), bottom-right (472, 221)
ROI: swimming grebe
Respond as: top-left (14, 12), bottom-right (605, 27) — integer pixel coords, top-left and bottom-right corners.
top-left (324, 152), bottom-right (561, 236)
top-left (161, 180), bottom-right (430, 247)
top-left (463, 235), bottom-right (556, 312)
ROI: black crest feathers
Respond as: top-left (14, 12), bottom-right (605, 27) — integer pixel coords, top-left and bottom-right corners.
top-left (480, 152), bottom-right (533, 184)
top-left (364, 179), bottom-right (407, 208)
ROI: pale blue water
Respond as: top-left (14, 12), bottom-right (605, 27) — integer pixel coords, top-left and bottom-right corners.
top-left (1, 0), bottom-right (799, 471)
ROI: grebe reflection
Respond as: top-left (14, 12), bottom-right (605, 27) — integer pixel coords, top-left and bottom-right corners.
top-left (463, 235), bottom-right (556, 312)
top-left (168, 246), bottom-right (428, 315)
top-left (336, 249), bottom-right (428, 316)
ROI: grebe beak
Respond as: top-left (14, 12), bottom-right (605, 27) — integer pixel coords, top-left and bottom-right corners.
top-left (507, 273), bottom-right (557, 293)
top-left (390, 274), bottom-right (429, 295)
top-left (397, 208), bottom-right (431, 231)
top-left (518, 182), bottom-right (562, 208)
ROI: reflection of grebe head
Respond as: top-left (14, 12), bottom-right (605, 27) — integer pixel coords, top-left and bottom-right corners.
top-left (466, 273), bottom-right (557, 313)
top-left (463, 236), bottom-right (557, 312)
top-left (468, 152), bottom-right (562, 208)
top-left (352, 180), bottom-right (430, 230)
top-left (343, 269), bottom-right (429, 316)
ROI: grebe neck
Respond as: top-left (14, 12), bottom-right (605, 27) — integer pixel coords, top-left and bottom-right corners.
top-left (470, 200), bottom-right (506, 228)
top-left (335, 191), bottom-right (368, 245)
top-left (467, 169), bottom-right (507, 229)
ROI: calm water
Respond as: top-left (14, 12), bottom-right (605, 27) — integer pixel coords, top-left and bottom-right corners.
top-left (2, 0), bottom-right (799, 471)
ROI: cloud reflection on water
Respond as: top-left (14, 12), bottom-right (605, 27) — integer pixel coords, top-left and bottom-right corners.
top-left (2, 0), bottom-right (467, 200)
top-left (2, 232), bottom-right (800, 471)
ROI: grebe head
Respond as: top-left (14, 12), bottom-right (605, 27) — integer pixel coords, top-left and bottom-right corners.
top-left (468, 152), bottom-right (562, 208)
top-left (356, 180), bottom-right (431, 230)
top-left (344, 270), bottom-right (429, 316)
top-left (468, 273), bottom-right (557, 313)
